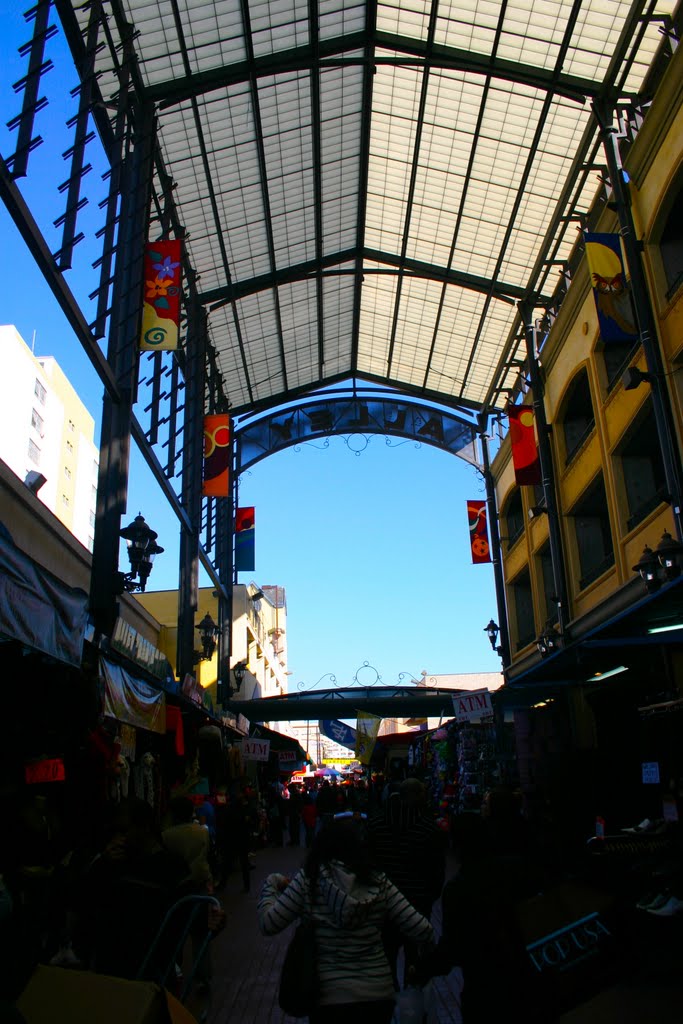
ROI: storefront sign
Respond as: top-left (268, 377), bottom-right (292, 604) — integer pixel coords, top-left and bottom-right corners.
top-left (452, 688), bottom-right (493, 723)
top-left (242, 738), bottom-right (270, 762)
top-left (526, 911), bottom-right (611, 974)
top-left (182, 673), bottom-right (204, 706)
top-left (641, 761), bottom-right (660, 784)
top-left (25, 758), bottom-right (66, 785)
top-left (278, 750), bottom-right (297, 762)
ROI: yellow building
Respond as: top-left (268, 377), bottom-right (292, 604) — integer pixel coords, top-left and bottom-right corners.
top-left (489, 40), bottom-right (683, 832)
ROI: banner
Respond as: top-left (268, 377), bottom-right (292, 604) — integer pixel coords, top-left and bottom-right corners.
top-left (467, 499), bottom-right (491, 564)
top-left (452, 688), bottom-right (493, 723)
top-left (203, 414), bottom-right (230, 497)
top-left (584, 232), bottom-right (638, 343)
top-left (355, 712), bottom-right (382, 765)
top-left (102, 658), bottom-right (166, 734)
top-left (508, 404), bottom-right (541, 485)
top-left (319, 719), bottom-right (357, 750)
top-left (140, 239), bottom-right (182, 350)
top-left (235, 506), bottom-right (255, 572)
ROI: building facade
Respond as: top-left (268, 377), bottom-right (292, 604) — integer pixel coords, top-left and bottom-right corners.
top-left (0, 325), bottom-right (99, 551)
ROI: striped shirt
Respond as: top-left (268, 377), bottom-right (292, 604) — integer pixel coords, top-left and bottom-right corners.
top-left (258, 860), bottom-right (435, 1005)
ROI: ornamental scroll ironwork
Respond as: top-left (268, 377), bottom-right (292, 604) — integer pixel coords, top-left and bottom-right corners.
top-left (235, 396), bottom-right (481, 474)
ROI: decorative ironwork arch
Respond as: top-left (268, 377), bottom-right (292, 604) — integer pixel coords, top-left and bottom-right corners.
top-left (235, 392), bottom-right (481, 473)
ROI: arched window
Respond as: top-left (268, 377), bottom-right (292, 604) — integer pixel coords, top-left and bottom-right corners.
top-left (560, 369), bottom-right (595, 464)
top-left (614, 398), bottom-right (667, 531)
top-left (659, 180), bottom-right (683, 301)
top-left (510, 568), bottom-right (534, 650)
top-left (569, 475), bottom-right (614, 590)
top-left (504, 489), bottom-right (524, 549)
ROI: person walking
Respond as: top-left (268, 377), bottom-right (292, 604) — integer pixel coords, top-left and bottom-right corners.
top-left (367, 776), bottom-right (446, 987)
top-left (257, 818), bottom-right (435, 1024)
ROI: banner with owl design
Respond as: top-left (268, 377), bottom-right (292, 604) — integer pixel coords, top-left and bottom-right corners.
top-left (584, 233), bottom-right (638, 343)
top-left (467, 499), bottom-right (491, 564)
top-left (508, 403), bottom-right (541, 485)
top-left (140, 239), bottom-right (182, 350)
top-left (203, 414), bottom-right (231, 497)
top-left (235, 506), bottom-right (255, 571)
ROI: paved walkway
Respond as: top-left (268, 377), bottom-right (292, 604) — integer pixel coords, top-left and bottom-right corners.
top-left (192, 842), bottom-right (683, 1024)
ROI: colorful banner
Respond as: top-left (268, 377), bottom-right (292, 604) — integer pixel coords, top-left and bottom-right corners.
top-left (584, 232), bottom-right (638, 343)
top-left (508, 404), bottom-right (541, 486)
top-left (355, 711), bottom-right (382, 765)
top-left (140, 239), bottom-right (182, 350)
top-left (467, 499), bottom-right (491, 564)
top-left (102, 658), bottom-right (166, 734)
top-left (235, 506), bottom-right (255, 571)
top-left (203, 414), bottom-right (231, 497)
top-left (319, 719), bottom-right (357, 750)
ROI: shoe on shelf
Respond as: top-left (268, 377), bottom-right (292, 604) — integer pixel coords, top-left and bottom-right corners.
top-left (622, 818), bottom-right (652, 833)
top-left (646, 896), bottom-right (683, 917)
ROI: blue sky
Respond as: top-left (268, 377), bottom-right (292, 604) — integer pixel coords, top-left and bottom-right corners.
top-left (0, 3), bottom-right (504, 689)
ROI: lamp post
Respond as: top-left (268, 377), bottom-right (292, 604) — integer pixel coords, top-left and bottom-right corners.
top-left (118, 513), bottom-right (163, 593)
top-left (484, 619), bottom-right (501, 655)
top-left (194, 613), bottom-right (219, 663)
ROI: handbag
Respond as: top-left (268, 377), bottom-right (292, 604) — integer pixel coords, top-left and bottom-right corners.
top-left (278, 893), bottom-right (317, 1017)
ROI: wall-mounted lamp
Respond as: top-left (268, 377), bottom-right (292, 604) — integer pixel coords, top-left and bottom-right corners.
top-left (536, 627), bottom-right (560, 658)
top-left (528, 505), bottom-right (547, 519)
top-left (632, 531), bottom-right (683, 593)
top-left (194, 612), bottom-right (219, 663)
top-left (622, 366), bottom-right (654, 391)
top-left (484, 619), bottom-right (502, 654)
top-left (586, 665), bottom-right (629, 682)
top-left (250, 588), bottom-right (265, 601)
top-left (118, 513), bottom-right (163, 593)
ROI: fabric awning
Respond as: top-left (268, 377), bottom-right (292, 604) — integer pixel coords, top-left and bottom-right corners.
top-left (250, 724), bottom-right (308, 763)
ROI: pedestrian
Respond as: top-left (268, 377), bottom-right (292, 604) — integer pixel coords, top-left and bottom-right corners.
top-left (287, 784), bottom-right (303, 846)
top-left (367, 776), bottom-right (446, 988)
top-left (258, 818), bottom-right (435, 1024)
top-left (301, 793), bottom-right (317, 848)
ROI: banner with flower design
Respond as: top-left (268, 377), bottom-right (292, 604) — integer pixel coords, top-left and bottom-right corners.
top-left (467, 499), bottom-right (491, 564)
top-left (203, 414), bottom-right (231, 497)
top-left (140, 239), bottom-right (182, 350)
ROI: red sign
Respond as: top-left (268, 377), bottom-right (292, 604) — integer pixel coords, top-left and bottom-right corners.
top-left (25, 758), bottom-right (66, 785)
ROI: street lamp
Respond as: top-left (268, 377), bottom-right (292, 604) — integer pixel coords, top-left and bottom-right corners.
top-left (118, 513), bottom-right (163, 592)
top-left (484, 619), bottom-right (501, 653)
top-left (194, 613), bottom-right (219, 662)
top-left (632, 532), bottom-right (683, 593)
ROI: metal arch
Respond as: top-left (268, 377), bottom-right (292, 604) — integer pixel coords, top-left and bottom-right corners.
top-left (224, 685), bottom-right (463, 721)
top-left (234, 393), bottom-right (482, 473)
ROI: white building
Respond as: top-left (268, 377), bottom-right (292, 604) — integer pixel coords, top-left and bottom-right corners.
top-left (0, 325), bottom-right (98, 550)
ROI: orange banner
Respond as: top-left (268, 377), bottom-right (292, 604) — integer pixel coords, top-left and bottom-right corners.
top-left (467, 499), bottom-right (491, 563)
top-left (508, 404), bottom-right (541, 486)
top-left (203, 414), bottom-right (231, 496)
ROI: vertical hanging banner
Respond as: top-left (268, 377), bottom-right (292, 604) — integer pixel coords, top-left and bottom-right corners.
top-left (140, 239), bottom-right (182, 350)
top-left (355, 711), bottom-right (382, 765)
top-left (203, 414), bottom-right (231, 497)
top-left (584, 233), bottom-right (638, 343)
top-left (508, 404), bottom-right (541, 486)
top-left (467, 499), bottom-right (491, 564)
top-left (235, 506), bottom-right (255, 572)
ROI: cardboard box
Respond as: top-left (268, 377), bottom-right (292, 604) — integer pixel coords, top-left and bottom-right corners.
top-left (16, 965), bottom-right (174, 1024)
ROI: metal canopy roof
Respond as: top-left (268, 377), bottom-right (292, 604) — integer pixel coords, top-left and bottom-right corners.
top-left (228, 684), bottom-right (477, 719)
top-left (70, 0), bottom-right (672, 420)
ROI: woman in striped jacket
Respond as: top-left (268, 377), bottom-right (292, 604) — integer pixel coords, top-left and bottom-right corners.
top-left (258, 818), bottom-right (435, 1023)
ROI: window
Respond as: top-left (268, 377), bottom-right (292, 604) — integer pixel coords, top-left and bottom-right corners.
top-left (569, 476), bottom-right (614, 589)
top-left (66, 440), bottom-right (74, 455)
top-left (603, 340), bottom-right (640, 392)
top-left (34, 379), bottom-right (46, 405)
top-left (31, 408), bottom-right (44, 434)
top-left (616, 400), bottom-right (667, 531)
top-left (538, 543), bottom-right (557, 624)
top-left (659, 181), bottom-right (683, 301)
top-left (28, 439), bottom-right (40, 464)
top-left (91, 485), bottom-right (97, 504)
top-left (510, 569), bottom-right (535, 650)
top-left (89, 511), bottom-right (96, 529)
top-left (64, 466), bottom-right (72, 480)
top-left (68, 419), bottom-right (75, 432)
top-left (505, 489), bottom-right (524, 548)
top-left (561, 369), bottom-right (595, 463)
top-left (62, 494), bottom-right (70, 508)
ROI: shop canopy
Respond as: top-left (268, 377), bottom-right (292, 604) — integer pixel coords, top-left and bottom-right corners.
top-left (250, 723), bottom-right (309, 763)
top-left (229, 685), bottom-right (471, 722)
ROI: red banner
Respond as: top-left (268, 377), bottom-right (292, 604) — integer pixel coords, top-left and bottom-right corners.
top-left (203, 414), bottom-right (231, 497)
top-left (25, 758), bottom-right (66, 785)
top-left (140, 239), bottom-right (182, 350)
top-left (235, 506), bottom-right (255, 571)
top-left (467, 499), bottom-right (491, 564)
top-left (508, 404), bottom-right (541, 485)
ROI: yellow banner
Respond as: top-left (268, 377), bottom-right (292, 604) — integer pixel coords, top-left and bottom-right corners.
top-left (355, 711), bottom-right (382, 765)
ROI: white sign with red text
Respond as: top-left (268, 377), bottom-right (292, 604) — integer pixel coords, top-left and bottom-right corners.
top-left (452, 688), bottom-right (493, 723)
top-left (242, 738), bottom-right (271, 762)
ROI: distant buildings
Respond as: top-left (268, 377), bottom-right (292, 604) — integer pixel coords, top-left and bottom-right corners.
top-left (0, 325), bottom-right (98, 551)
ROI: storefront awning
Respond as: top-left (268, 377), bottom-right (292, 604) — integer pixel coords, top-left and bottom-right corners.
top-left (250, 724), bottom-right (308, 764)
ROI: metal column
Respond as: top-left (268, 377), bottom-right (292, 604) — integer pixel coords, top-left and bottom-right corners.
top-left (479, 427), bottom-right (511, 666)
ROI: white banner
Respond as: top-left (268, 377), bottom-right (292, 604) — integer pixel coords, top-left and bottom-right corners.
top-left (242, 738), bottom-right (271, 762)
top-left (452, 688), bottom-right (493, 723)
